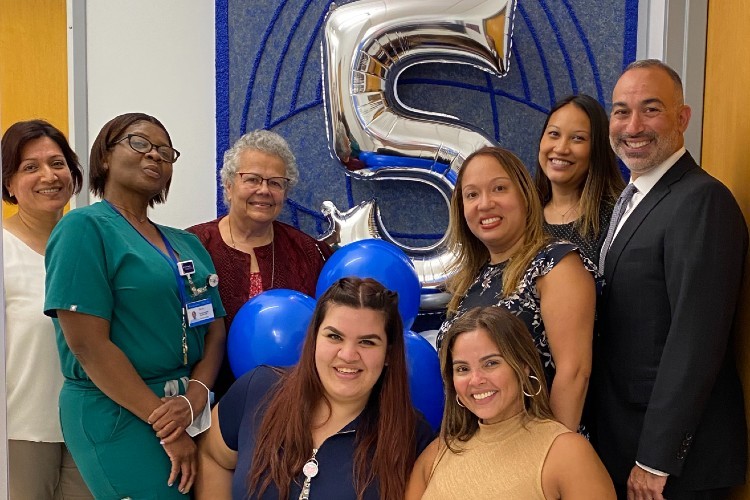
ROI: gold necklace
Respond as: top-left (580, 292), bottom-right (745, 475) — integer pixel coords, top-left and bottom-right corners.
top-left (227, 216), bottom-right (275, 288)
top-left (109, 202), bottom-right (148, 223)
top-left (550, 201), bottom-right (579, 223)
top-left (16, 211), bottom-right (37, 234)
top-left (14, 212), bottom-right (54, 255)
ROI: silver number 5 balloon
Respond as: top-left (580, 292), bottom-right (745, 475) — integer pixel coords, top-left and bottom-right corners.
top-left (321, 0), bottom-right (517, 309)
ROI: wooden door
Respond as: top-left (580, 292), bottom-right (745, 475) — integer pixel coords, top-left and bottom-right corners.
top-left (702, 1), bottom-right (750, 498)
top-left (0, 0), bottom-right (68, 217)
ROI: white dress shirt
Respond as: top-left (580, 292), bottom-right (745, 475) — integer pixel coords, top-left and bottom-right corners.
top-left (613, 147), bottom-right (686, 241)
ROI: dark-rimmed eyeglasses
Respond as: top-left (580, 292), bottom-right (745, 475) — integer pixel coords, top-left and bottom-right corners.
top-left (236, 172), bottom-right (290, 192)
top-left (110, 134), bottom-right (180, 163)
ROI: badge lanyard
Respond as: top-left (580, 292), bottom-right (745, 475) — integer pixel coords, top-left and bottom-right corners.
top-left (105, 200), bottom-right (191, 365)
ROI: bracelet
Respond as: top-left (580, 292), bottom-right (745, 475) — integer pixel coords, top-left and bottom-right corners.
top-left (190, 378), bottom-right (212, 406)
top-left (177, 394), bottom-right (194, 426)
top-left (189, 378), bottom-right (210, 395)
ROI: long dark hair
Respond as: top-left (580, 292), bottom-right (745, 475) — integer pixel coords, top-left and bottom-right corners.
top-left (248, 277), bottom-right (417, 500)
top-left (535, 94), bottom-right (624, 238)
top-left (2, 119), bottom-right (83, 203)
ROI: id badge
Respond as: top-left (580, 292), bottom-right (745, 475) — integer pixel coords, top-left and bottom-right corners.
top-left (177, 260), bottom-right (195, 276)
top-left (186, 299), bottom-right (214, 327)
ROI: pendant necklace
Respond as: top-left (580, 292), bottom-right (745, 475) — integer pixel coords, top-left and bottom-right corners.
top-left (551, 201), bottom-right (579, 224)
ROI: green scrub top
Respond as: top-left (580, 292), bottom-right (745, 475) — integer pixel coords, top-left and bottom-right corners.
top-left (45, 201), bottom-right (226, 383)
top-left (44, 201), bottom-right (226, 498)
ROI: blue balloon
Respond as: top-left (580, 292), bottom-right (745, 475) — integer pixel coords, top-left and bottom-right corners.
top-left (316, 239), bottom-right (421, 329)
top-left (227, 289), bottom-right (316, 378)
top-left (404, 330), bottom-right (444, 431)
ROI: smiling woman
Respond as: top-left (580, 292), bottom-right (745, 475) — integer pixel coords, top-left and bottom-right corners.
top-left (535, 95), bottom-right (625, 264)
top-left (439, 146), bottom-right (597, 435)
top-left (1, 120), bottom-right (91, 499)
top-left (314, 305), bottom-right (389, 408)
top-left (195, 277), bottom-right (434, 500)
top-left (407, 307), bottom-right (615, 500)
top-left (188, 130), bottom-right (332, 400)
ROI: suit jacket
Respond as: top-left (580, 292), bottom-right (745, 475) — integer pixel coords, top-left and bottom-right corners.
top-left (593, 152), bottom-right (748, 491)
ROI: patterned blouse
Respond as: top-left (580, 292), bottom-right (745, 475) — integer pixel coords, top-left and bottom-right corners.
top-left (438, 241), bottom-right (599, 390)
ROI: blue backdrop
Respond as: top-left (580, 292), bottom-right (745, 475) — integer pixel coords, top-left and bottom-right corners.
top-left (216, 0), bottom-right (638, 246)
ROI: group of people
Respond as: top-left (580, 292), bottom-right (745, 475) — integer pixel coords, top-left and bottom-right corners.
top-left (2, 58), bottom-right (746, 499)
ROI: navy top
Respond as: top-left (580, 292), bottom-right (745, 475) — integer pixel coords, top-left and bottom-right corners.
top-left (219, 365), bottom-right (435, 499)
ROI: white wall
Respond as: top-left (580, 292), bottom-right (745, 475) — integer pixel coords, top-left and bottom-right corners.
top-left (82, 0), bottom-right (217, 229)
top-left (1, 5), bottom-right (216, 495)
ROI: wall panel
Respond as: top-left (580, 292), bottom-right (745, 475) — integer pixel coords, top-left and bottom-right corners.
top-left (0, 0), bottom-right (68, 217)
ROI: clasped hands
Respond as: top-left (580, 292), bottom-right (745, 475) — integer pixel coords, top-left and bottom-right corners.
top-left (149, 395), bottom-right (195, 443)
top-left (147, 392), bottom-right (207, 493)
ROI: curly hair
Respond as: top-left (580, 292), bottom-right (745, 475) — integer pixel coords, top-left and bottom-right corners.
top-left (219, 130), bottom-right (299, 206)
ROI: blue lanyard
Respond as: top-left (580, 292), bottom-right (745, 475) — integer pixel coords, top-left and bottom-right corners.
top-left (104, 200), bottom-right (189, 310)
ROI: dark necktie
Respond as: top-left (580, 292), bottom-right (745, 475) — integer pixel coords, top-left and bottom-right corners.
top-left (598, 183), bottom-right (638, 271)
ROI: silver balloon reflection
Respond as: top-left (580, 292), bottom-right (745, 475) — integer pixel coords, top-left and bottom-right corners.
top-left (321, 0), bottom-right (517, 308)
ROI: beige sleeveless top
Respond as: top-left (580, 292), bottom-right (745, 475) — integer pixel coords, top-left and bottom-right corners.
top-left (422, 413), bottom-right (569, 499)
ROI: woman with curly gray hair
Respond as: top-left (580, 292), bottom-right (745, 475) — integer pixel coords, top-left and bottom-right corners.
top-left (189, 130), bottom-right (332, 399)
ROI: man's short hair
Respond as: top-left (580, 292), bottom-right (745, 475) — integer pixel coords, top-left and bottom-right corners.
top-left (624, 59), bottom-right (684, 97)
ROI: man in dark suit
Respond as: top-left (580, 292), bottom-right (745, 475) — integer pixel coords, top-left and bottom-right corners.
top-left (594, 59), bottom-right (748, 500)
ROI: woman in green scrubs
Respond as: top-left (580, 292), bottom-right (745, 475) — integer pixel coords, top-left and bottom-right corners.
top-left (45, 113), bottom-right (226, 499)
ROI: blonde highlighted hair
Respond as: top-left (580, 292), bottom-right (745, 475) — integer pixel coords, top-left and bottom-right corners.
top-left (446, 146), bottom-right (550, 314)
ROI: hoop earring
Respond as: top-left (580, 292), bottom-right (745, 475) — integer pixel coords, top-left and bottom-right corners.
top-left (455, 394), bottom-right (466, 408)
top-left (522, 375), bottom-right (542, 397)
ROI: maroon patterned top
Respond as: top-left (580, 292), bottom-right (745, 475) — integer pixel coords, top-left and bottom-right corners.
top-left (187, 218), bottom-right (332, 327)
top-left (187, 218), bottom-right (332, 398)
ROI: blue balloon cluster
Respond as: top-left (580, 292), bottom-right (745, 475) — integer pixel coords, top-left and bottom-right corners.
top-left (316, 238), bottom-right (421, 330)
top-left (227, 240), bottom-right (442, 426)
